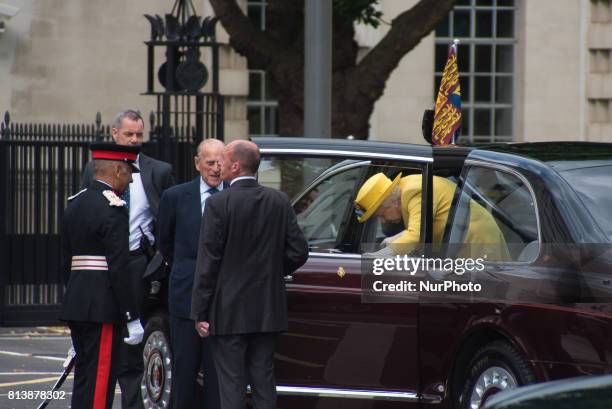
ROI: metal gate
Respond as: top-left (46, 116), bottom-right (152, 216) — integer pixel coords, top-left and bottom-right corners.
top-left (0, 111), bottom-right (218, 325)
top-left (0, 117), bottom-right (100, 325)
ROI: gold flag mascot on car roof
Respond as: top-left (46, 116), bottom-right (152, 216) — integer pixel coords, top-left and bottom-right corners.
top-left (354, 172), bottom-right (510, 260)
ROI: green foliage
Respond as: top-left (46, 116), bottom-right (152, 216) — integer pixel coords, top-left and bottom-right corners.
top-left (333, 0), bottom-right (383, 28)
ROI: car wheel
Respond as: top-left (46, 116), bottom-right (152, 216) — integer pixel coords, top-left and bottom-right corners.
top-left (459, 340), bottom-right (534, 409)
top-left (141, 313), bottom-right (173, 409)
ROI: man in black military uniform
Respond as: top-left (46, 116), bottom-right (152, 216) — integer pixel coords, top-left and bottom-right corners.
top-left (82, 110), bottom-right (174, 409)
top-left (61, 143), bottom-right (145, 409)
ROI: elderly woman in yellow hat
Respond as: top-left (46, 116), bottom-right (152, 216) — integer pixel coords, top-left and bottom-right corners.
top-left (354, 173), bottom-right (509, 260)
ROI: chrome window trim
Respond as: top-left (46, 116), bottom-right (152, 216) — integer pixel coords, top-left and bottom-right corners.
top-left (291, 160), bottom-right (371, 205)
top-left (463, 159), bottom-right (542, 263)
top-left (260, 148), bottom-right (433, 163)
top-left (309, 252), bottom-right (361, 260)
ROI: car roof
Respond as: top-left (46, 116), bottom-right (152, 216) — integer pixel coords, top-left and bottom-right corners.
top-left (253, 138), bottom-right (612, 168)
top-left (475, 142), bottom-right (612, 163)
top-left (253, 137), bottom-right (433, 159)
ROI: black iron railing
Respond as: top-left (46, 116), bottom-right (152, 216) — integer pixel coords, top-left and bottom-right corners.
top-left (0, 111), bottom-right (211, 325)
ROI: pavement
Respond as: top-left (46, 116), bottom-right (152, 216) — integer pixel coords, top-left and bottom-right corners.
top-left (0, 326), bottom-right (121, 409)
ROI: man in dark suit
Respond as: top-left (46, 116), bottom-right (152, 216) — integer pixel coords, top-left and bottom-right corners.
top-left (191, 140), bottom-right (309, 409)
top-left (158, 138), bottom-right (225, 409)
top-left (82, 110), bottom-right (174, 409)
top-left (61, 143), bottom-right (144, 409)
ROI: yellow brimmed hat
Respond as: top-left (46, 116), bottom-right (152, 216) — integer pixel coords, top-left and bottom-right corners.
top-left (354, 173), bottom-right (401, 223)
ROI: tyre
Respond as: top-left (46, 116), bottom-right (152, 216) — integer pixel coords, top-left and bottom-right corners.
top-left (141, 312), bottom-right (173, 409)
top-left (459, 340), bottom-right (535, 409)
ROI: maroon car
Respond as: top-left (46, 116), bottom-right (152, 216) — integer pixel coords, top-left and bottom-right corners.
top-left (251, 137), bottom-right (612, 409)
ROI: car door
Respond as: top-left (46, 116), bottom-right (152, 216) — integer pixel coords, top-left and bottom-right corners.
top-left (415, 158), bottom-right (545, 407)
top-left (254, 138), bottom-right (434, 408)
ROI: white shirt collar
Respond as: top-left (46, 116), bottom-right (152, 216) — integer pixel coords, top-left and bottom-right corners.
top-left (200, 177), bottom-right (224, 194)
top-left (230, 176), bottom-right (256, 186)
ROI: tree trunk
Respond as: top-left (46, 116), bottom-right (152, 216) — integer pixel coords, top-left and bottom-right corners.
top-left (210, 0), bottom-right (456, 140)
top-left (331, 73), bottom-right (374, 139)
top-left (277, 94), bottom-right (304, 137)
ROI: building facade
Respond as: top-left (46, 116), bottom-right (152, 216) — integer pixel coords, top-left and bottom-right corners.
top-left (369, 0), bottom-right (596, 144)
top-left (0, 0), bottom-right (609, 143)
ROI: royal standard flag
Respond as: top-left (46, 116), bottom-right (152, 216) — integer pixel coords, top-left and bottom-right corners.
top-left (432, 41), bottom-right (462, 145)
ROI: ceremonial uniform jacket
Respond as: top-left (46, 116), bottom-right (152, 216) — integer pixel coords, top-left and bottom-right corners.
top-left (59, 180), bottom-right (139, 323)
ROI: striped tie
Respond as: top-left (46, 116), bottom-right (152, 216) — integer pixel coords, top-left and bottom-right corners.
top-left (202, 187), bottom-right (219, 213)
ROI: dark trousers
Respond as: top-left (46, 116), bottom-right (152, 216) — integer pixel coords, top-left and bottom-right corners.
top-left (170, 315), bottom-right (221, 409)
top-left (115, 252), bottom-right (147, 409)
top-left (210, 333), bottom-right (278, 409)
top-left (70, 321), bottom-right (121, 409)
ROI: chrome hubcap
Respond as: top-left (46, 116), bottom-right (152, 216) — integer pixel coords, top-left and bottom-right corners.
top-left (469, 366), bottom-right (517, 409)
top-left (141, 330), bottom-right (172, 409)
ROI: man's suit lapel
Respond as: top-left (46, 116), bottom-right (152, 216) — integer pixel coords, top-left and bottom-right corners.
top-left (186, 177), bottom-right (202, 226)
top-left (139, 154), bottom-right (154, 200)
top-left (177, 177), bottom-right (201, 247)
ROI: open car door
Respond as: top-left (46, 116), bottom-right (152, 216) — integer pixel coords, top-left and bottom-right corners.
top-left (254, 137), bottom-right (436, 408)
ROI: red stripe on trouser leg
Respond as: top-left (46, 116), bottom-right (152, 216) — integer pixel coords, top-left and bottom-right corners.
top-left (93, 324), bottom-right (113, 409)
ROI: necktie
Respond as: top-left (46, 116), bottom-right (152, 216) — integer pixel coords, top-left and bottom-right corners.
top-left (202, 187), bottom-right (219, 213)
top-left (121, 186), bottom-right (130, 211)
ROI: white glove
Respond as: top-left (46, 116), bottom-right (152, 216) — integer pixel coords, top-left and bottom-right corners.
top-left (381, 231), bottom-right (405, 247)
top-left (124, 319), bottom-right (144, 345)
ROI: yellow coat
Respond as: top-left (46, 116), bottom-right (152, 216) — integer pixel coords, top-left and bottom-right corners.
top-left (389, 175), bottom-right (509, 260)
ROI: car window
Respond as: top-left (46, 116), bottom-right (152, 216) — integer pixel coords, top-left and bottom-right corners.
top-left (358, 165), bottom-right (427, 255)
top-left (258, 156), bottom-right (429, 254)
top-left (558, 164), bottom-right (612, 241)
top-left (446, 166), bottom-right (539, 262)
top-left (258, 157), bottom-right (344, 201)
top-left (299, 162), bottom-right (427, 254)
top-left (258, 157), bottom-right (368, 253)
top-left (294, 165), bottom-right (365, 252)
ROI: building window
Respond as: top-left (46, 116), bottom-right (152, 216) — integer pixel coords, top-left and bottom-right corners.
top-left (435, 0), bottom-right (516, 144)
top-left (247, 0), bottom-right (279, 137)
top-left (591, 0), bottom-right (612, 24)
top-left (248, 70), bottom-right (279, 136)
top-left (247, 0), bottom-right (267, 30)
